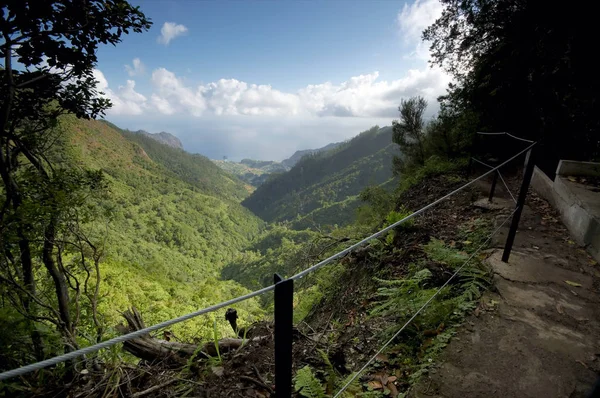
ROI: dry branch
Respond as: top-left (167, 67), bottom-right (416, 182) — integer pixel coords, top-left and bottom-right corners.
top-left (116, 307), bottom-right (267, 364)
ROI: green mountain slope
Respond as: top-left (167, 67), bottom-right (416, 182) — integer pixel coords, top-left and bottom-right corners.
top-left (242, 126), bottom-right (399, 228)
top-left (61, 116), bottom-right (265, 338)
top-left (281, 141), bottom-right (342, 168)
top-left (103, 122), bottom-right (252, 201)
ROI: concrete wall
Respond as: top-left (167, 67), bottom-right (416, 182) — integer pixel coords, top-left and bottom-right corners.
top-left (531, 163), bottom-right (600, 263)
top-left (531, 166), bottom-right (555, 207)
top-left (556, 160), bottom-right (600, 177)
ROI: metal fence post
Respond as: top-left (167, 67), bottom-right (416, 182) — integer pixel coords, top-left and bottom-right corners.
top-left (488, 170), bottom-right (499, 202)
top-left (502, 146), bottom-right (536, 262)
top-left (274, 273), bottom-right (293, 398)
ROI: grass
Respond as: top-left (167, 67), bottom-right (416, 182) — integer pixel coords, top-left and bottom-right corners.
top-left (397, 156), bottom-right (468, 194)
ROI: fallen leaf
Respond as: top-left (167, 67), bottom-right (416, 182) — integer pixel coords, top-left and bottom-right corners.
top-left (565, 280), bottom-right (582, 287)
top-left (556, 303), bottom-right (564, 315)
top-left (463, 240), bottom-right (472, 245)
top-left (568, 240), bottom-right (575, 245)
top-left (211, 366), bottom-right (224, 377)
top-left (568, 176), bottom-right (577, 182)
top-left (368, 380), bottom-right (383, 390)
top-left (375, 354), bottom-right (389, 363)
top-left (388, 376), bottom-right (397, 383)
top-left (386, 381), bottom-right (399, 397)
top-left (378, 374), bottom-right (389, 386)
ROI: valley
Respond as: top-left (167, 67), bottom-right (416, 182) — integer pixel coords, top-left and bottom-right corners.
top-left (1, 1), bottom-right (596, 397)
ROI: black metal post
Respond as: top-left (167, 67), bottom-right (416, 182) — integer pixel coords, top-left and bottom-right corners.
top-left (274, 273), bottom-right (293, 398)
top-left (488, 170), bottom-right (499, 202)
top-left (502, 147), bottom-right (536, 262)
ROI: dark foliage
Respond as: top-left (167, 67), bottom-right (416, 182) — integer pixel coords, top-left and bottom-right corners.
top-left (424, 0), bottom-right (599, 173)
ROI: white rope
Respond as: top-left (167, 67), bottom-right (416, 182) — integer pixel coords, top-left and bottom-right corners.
top-left (291, 142), bottom-right (535, 281)
top-left (476, 131), bottom-right (535, 143)
top-left (470, 157), bottom-right (494, 169)
top-left (471, 158), bottom-right (517, 203)
top-left (506, 133), bottom-right (535, 143)
top-left (0, 142), bottom-right (535, 382)
top-left (476, 132), bottom-right (507, 136)
top-left (497, 171), bottom-right (517, 203)
top-left (333, 207), bottom-right (519, 398)
top-left (0, 284), bottom-right (275, 381)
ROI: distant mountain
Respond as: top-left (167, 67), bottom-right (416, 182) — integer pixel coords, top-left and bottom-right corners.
top-left (132, 130), bottom-right (183, 149)
top-left (281, 141), bottom-right (342, 168)
top-left (212, 142), bottom-right (344, 188)
top-left (112, 126), bottom-right (252, 201)
top-left (212, 158), bottom-right (288, 188)
top-left (242, 126), bottom-right (399, 228)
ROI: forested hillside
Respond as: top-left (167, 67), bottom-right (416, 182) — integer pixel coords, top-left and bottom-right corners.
top-left (242, 126), bottom-right (399, 228)
top-left (281, 141), bottom-right (342, 168)
top-left (58, 116), bottom-right (265, 338)
top-left (133, 130), bottom-right (183, 149)
top-left (112, 123), bottom-right (252, 200)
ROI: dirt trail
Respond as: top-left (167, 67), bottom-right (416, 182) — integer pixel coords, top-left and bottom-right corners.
top-left (411, 194), bottom-right (600, 398)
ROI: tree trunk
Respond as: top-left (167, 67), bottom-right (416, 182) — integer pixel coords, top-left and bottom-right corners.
top-left (42, 216), bottom-right (74, 350)
top-left (116, 308), bottom-right (268, 365)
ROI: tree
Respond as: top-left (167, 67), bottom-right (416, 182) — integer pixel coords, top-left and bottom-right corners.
top-left (0, 0), bottom-right (151, 363)
top-left (392, 96), bottom-right (428, 173)
top-left (424, 0), bottom-right (599, 173)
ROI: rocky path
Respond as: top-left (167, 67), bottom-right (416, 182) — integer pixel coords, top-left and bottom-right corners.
top-left (411, 194), bottom-right (600, 398)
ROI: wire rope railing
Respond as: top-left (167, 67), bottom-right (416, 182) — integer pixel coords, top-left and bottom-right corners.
top-left (0, 141), bottom-right (538, 397)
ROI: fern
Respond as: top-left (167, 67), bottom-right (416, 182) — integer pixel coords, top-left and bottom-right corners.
top-left (423, 238), bottom-right (468, 268)
top-left (371, 269), bottom-right (434, 317)
top-left (458, 265), bottom-right (491, 301)
top-left (336, 372), bottom-right (361, 397)
top-left (295, 366), bottom-right (326, 398)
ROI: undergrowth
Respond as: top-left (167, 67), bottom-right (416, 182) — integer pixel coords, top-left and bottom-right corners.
top-left (294, 350), bottom-right (360, 398)
top-left (366, 224), bottom-right (492, 394)
top-left (294, 215), bottom-right (493, 397)
top-left (397, 156), bottom-right (468, 194)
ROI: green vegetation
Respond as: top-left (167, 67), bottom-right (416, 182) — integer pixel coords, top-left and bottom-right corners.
top-left (424, 0), bottom-right (599, 171)
top-left (63, 116), bottom-right (265, 339)
top-left (294, 364), bottom-right (359, 398)
top-left (0, 0), bottom-right (154, 371)
top-left (114, 124), bottom-right (251, 202)
top-left (2, 0), bottom-right (595, 395)
top-left (243, 126), bottom-right (399, 227)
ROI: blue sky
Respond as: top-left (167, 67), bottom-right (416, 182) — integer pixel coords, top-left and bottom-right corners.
top-left (94, 0), bottom-right (449, 161)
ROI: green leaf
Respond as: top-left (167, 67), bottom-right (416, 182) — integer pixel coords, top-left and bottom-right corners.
top-left (294, 366), bottom-right (326, 398)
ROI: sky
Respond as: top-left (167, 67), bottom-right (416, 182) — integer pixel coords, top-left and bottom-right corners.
top-left (94, 0), bottom-right (449, 161)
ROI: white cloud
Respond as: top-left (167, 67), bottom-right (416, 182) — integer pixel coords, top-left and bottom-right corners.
top-left (157, 22), bottom-right (188, 45)
top-left (125, 58), bottom-right (145, 76)
top-left (93, 70), bottom-right (147, 116)
top-left (147, 67), bottom-right (449, 118)
top-left (151, 68), bottom-right (206, 116)
top-left (397, 0), bottom-right (444, 60)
